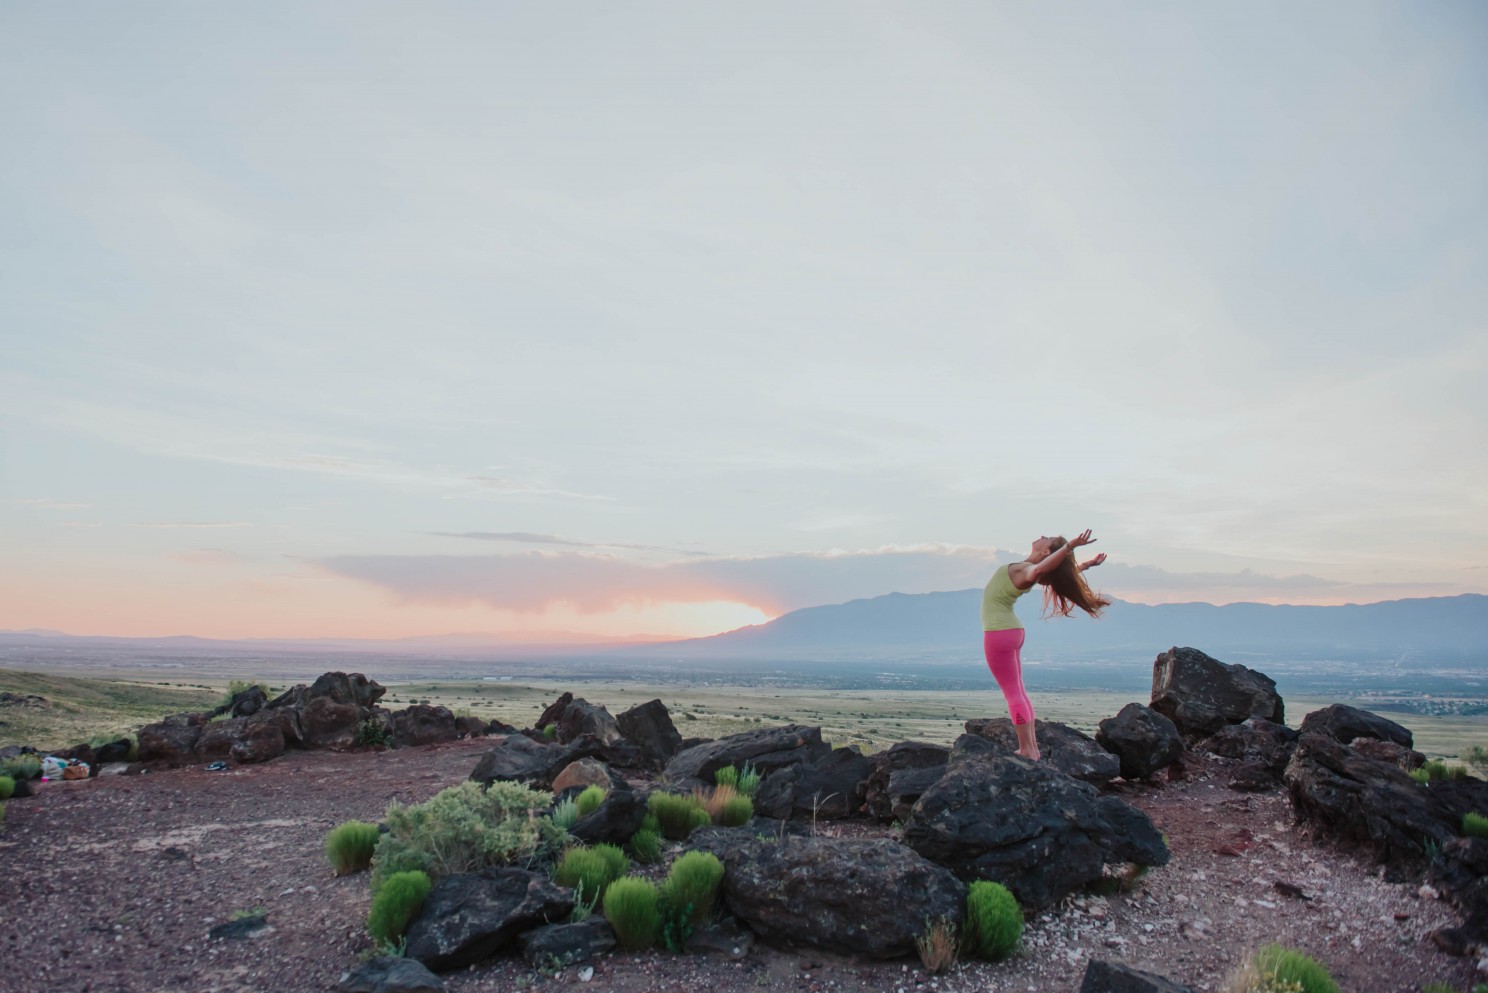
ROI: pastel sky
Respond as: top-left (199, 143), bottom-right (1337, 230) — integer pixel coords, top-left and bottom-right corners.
top-left (3, 4), bottom-right (1485, 641)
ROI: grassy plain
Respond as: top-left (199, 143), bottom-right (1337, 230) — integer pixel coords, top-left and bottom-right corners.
top-left (5, 666), bottom-right (1486, 761)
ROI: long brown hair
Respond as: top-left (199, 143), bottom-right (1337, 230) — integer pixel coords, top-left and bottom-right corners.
top-left (1040, 536), bottom-right (1111, 619)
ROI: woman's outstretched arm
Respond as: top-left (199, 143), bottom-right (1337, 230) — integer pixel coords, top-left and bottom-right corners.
top-left (1079, 553), bottom-right (1107, 572)
top-left (1012, 530), bottom-right (1096, 588)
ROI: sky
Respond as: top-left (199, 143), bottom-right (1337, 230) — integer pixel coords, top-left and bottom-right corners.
top-left (2, 3), bottom-right (1486, 642)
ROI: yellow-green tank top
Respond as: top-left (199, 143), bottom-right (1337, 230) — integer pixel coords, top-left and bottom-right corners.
top-left (980, 564), bottom-right (1029, 631)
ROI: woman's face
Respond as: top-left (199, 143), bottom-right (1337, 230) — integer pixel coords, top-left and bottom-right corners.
top-left (1029, 536), bottom-right (1057, 562)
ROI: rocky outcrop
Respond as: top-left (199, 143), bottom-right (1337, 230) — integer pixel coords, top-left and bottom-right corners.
top-left (518, 917), bottom-right (616, 967)
top-left (550, 758), bottom-right (617, 795)
top-left (1080, 959), bottom-right (1196, 993)
top-left (1197, 718), bottom-right (1298, 791)
top-left (902, 735), bottom-right (1169, 910)
top-left (197, 712), bottom-right (291, 765)
top-left (1283, 732), bottom-right (1456, 861)
top-left (964, 718), bottom-right (1120, 787)
top-left (392, 705), bottom-right (459, 747)
top-left (469, 734), bottom-right (603, 790)
top-left (864, 741), bottom-right (949, 823)
top-left (404, 868), bottom-right (573, 972)
top-left (615, 698), bottom-right (684, 770)
top-left (753, 747), bottom-right (873, 821)
top-left (1096, 704), bottom-right (1183, 781)
top-left (714, 835), bottom-right (964, 958)
top-left (270, 672), bottom-right (386, 750)
top-left (1299, 704), bottom-right (1413, 748)
top-left (210, 685), bottom-right (268, 721)
top-left (534, 693), bottom-right (623, 746)
top-left (568, 789), bottom-right (650, 847)
top-left (1350, 738), bottom-right (1425, 770)
top-left (1150, 647), bottom-right (1283, 737)
top-left (136, 714), bottom-right (207, 766)
top-left (663, 725), bottom-right (831, 787)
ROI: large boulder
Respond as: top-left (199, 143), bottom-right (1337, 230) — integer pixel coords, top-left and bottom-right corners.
top-left (404, 868), bottom-right (573, 972)
top-left (518, 917), bottom-right (616, 968)
top-left (1299, 704), bottom-right (1413, 748)
top-left (1283, 732), bottom-right (1458, 862)
top-left (1150, 647), bottom-right (1283, 737)
top-left (864, 741), bottom-right (949, 823)
top-left (1095, 704), bottom-right (1183, 781)
top-left (269, 672), bottom-right (386, 750)
top-left (663, 725), bottom-right (831, 787)
top-left (393, 705), bottom-right (460, 747)
top-left (210, 685), bottom-right (268, 720)
top-left (136, 714), bottom-right (206, 766)
top-left (338, 956), bottom-right (445, 993)
top-left (469, 734), bottom-right (602, 790)
top-left (902, 735), bottom-right (1169, 910)
top-left (197, 712), bottom-right (290, 765)
top-left (714, 835), bottom-right (964, 958)
top-left (1428, 837), bottom-right (1488, 954)
top-left (753, 747), bottom-right (874, 821)
top-left (550, 758), bottom-right (620, 795)
top-left (615, 698), bottom-right (684, 769)
top-left (1080, 959), bottom-right (1197, 993)
top-left (93, 738), bottom-right (133, 765)
top-left (568, 789), bottom-right (650, 847)
top-left (1197, 718), bottom-right (1298, 791)
top-left (964, 718), bottom-right (1121, 787)
top-left (534, 693), bottom-right (623, 746)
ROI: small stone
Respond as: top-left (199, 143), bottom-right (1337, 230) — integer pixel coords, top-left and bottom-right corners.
top-left (579, 966), bottom-right (594, 983)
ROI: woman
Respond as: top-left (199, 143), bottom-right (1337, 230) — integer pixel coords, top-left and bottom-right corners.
top-left (981, 529), bottom-right (1110, 760)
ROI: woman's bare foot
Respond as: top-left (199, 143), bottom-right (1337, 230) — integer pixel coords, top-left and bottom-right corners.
top-left (1016, 747), bottom-right (1041, 761)
top-left (1013, 721), bottom-right (1040, 761)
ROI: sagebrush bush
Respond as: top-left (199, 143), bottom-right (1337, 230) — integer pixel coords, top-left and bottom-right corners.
top-left (0, 755), bottom-right (40, 781)
top-left (964, 880), bottom-right (1022, 961)
top-left (1463, 812), bottom-right (1488, 839)
top-left (916, 918), bottom-right (959, 975)
top-left (372, 780), bottom-right (564, 890)
top-left (736, 762), bottom-right (762, 797)
top-left (719, 793), bottom-right (753, 827)
top-left (549, 796), bottom-right (579, 832)
top-left (575, 785), bottom-right (607, 818)
top-left (0, 776), bottom-right (13, 802)
top-left (1466, 746), bottom-right (1488, 775)
top-left (660, 850), bottom-right (724, 932)
top-left (325, 820), bottom-right (381, 876)
top-left (357, 719), bottom-right (393, 749)
top-left (648, 791), bottom-right (711, 840)
top-left (367, 870), bottom-right (431, 947)
top-left (628, 827), bottom-right (663, 864)
top-left (1245, 944), bottom-right (1340, 993)
top-left (559, 845), bottom-right (624, 899)
top-left (603, 876), bottom-right (661, 951)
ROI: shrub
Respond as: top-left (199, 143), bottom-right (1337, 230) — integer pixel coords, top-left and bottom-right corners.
top-left (549, 797), bottom-right (579, 832)
top-left (1464, 813), bottom-right (1488, 839)
top-left (357, 720), bottom-right (393, 749)
top-left (963, 881), bottom-right (1022, 961)
top-left (0, 776), bottom-right (13, 802)
top-left (603, 876), bottom-right (661, 951)
top-left (714, 765), bottom-right (739, 789)
top-left (0, 755), bottom-right (40, 781)
top-left (367, 870), bottom-right (431, 947)
top-left (719, 793), bottom-right (753, 827)
top-left (648, 791), bottom-right (711, 841)
top-left (593, 842), bottom-right (630, 880)
top-left (1421, 984), bottom-right (1458, 993)
top-left (1411, 760), bottom-right (1469, 784)
top-left (222, 679), bottom-right (268, 709)
top-left (575, 785), bottom-right (607, 818)
top-left (916, 917), bottom-right (959, 975)
top-left (554, 845), bottom-right (628, 901)
top-left (702, 783), bottom-right (738, 823)
top-left (372, 780), bottom-right (564, 891)
top-left (736, 762), bottom-right (762, 797)
top-left (1465, 746), bottom-right (1488, 775)
top-left (1238, 940), bottom-right (1345, 993)
top-left (628, 828), bottom-right (663, 864)
top-left (659, 850), bottom-right (724, 944)
top-left (541, 723), bottom-right (557, 740)
top-left (325, 820), bottom-right (381, 876)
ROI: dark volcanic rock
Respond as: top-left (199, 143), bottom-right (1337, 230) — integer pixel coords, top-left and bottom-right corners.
top-left (663, 725), bottom-right (831, 787)
top-left (964, 718), bottom-right (1121, 787)
top-left (534, 693), bottom-right (623, 746)
top-left (469, 734), bottom-right (601, 790)
top-left (1299, 704), bottom-right (1413, 748)
top-left (1096, 703), bottom-right (1183, 780)
top-left (137, 714), bottom-right (206, 766)
top-left (864, 741), bottom-right (949, 823)
top-left (1198, 718), bottom-right (1298, 769)
top-left (455, 716), bottom-right (487, 739)
top-left (902, 735), bottom-right (1169, 910)
top-left (1350, 737), bottom-right (1425, 770)
top-left (393, 705), bottom-right (459, 747)
top-left (615, 698), bottom-right (684, 769)
top-left (716, 835), bottom-right (964, 958)
top-left (93, 738), bottom-right (133, 764)
top-left (338, 956), bottom-right (445, 993)
top-left (753, 747), bottom-right (874, 821)
top-left (268, 672), bottom-right (386, 750)
top-left (569, 788), bottom-right (650, 847)
top-left (518, 917), bottom-right (616, 967)
top-left (1283, 732), bottom-right (1457, 862)
top-left (405, 868), bottom-right (573, 972)
top-left (1080, 959), bottom-right (1197, 993)
top-left (1150, 646), bottom-right (1283, 737)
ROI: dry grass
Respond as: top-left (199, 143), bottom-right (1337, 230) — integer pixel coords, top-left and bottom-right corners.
top-left (915, 918), bottom-right (959, 974)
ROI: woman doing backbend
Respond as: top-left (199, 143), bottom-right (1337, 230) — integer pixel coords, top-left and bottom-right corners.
top-left (981, 530), bottom-right (1110, 760)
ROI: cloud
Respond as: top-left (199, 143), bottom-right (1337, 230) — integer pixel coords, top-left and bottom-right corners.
top-left (427, 531), bottom-right (708, 556)
top-left (133, 521), bottom-right (254, 529)
top-left (465, 477), bottom-right (613, 501)
top-left (15, 498), bottom-right (92, 509)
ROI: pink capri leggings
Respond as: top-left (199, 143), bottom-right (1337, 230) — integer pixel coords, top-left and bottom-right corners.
top-left (983, 628), bottom-right (1034, 725)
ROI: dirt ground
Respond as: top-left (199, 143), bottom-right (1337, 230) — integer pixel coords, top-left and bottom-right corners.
top-left (0, 737), bottom-right (1479, 993)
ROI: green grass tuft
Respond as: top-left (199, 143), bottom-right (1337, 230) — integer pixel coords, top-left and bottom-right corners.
top-left (603, 876), bottom-right (661, 951)
top-left (659, 850), bottom-right (724, 937)
top-left (719, 793), bottom-right (753, 827)
top-left (647, 791), bottom-right (712, 840)
top-left (325, 820), bottom-right (381, 876)
top-left (0, 776), bottom-right (13, 802)
top-left (554, 845), bottom-right (628, 901)
top-left (1251, 944), bottom-right (1340, 993)
top-left (628, 828), bottom-right (663, 864)
top-left (575, 785), bottom-right (607, 818)
top-left (366, 870), bottom-right (431, 947)
top-left (1464, 813), bottom-right (1488, 839)
top-left (963, 880), bottom-right (1022, 961)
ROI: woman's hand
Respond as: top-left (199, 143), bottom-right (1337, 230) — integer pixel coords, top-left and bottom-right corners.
top-left (1079, 552), bottom-right (1107, 572)
top-left (1067, 529), bottom-right (1096, 549)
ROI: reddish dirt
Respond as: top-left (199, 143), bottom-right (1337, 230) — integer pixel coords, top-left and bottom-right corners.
top-left (0, 739), bottom-right (1478, 993)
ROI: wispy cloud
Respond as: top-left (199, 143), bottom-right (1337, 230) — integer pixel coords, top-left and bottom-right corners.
top-left (464, 477), bottom-right (613, 501)
top-left (427, 531), bottom-right (707, 556)
top-left (133, 521), bottom-right (254, 529)
top-left (15, 498), bottom-right (92, 509)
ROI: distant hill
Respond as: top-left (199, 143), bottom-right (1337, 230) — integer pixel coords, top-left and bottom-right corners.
top-left (617, 592), bottom-right (1488, 663)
